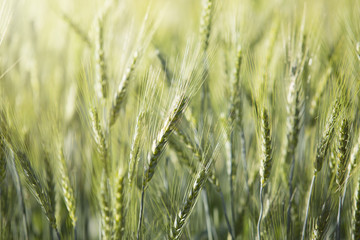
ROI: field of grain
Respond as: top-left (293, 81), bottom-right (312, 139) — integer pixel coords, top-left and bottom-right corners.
top-left (1, 0), bottom-right (360, 239)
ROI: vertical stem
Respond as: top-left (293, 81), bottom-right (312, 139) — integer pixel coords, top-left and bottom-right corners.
top-left (257, 185), bottom-right (264, 240)
top-left (336, 195), bottom-right (342, 240)
top-left (137, 184), bottom-right (145, 240)
top-left (49, 225), bottom-right (53, 240)
top-left (287, 155), bottom-right (295, 238)
top-left (301, 174), bottom-right (316, 240)
top-left (11, 153), bottom-right (29, 240)
top-left (219, 190), bottom-right (235, 240)
top-left (240, 129), bottom-right (249, 195)
top-left (341, 170), bottom-right (351, 206)
top-left (55, 229), bottom-right (61, 240)
top-left (229, 131), bottom-right (236, 236)
top-left (74, 225), bottom-right (77, 240)
top-left (202, 190), bottom-right (213, 240)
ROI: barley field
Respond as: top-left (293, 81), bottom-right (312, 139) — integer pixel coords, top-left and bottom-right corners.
top-left (1, 0), bottom-right (360, 239)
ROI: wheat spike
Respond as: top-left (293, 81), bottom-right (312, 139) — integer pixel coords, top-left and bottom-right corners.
top-left (100, 171), bottom-right (112, 240)
top-left (90, 107), bottom-right (109, 175)
top-left (314, 99), bottom-right (341, 174)
top-left (229, 46), bottom-right (243, 127)
top-left (283, 76), bottom-right (301, 166)
top-left (113, 170), bottom-right (126, 240)
top-left (128, 111), bottom-right (144, 185)
top-left (143, 96), bottom-right (187, 186)
top-left (110, 51), bottom-right (139, 126)
top-left (200, 0), bottom-right (213, 52)
top-left (44, 153), bottom-right (55, 216)
top-left (137, 96), bottom-right (188, 239)
top-left (260, 108), bottom-right (273, 187)
top-left (59, 149), bottom-right (77, 230)
top-left (61, 12), bottom-right (91, 46)
top-left (309, 67), bottom-right (331, 124)
top-left (95, 13), bottom-right (108, 99)
top-left (257, 108), bottom-right (273, 240)
top-left (336, 118), bottom-right (350, 190)
top-left (16, 151), bottom-right (57, 230)
top-left (169, 168), bottom-right (208, 240)
top-left (311, 199), bottom-right (331, 240)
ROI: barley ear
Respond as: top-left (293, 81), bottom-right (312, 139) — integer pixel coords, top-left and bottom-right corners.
top-left (61, 12), bottom-right (91, 46)
top-left (283, 76), bottom-right (301, 166)
top-left (335, 118), bottom-right (350, 190)
top-left (110, 51), bottom-right (139, 126)
top-left (128, 111), bottom-right (144, 185)
top-left (100, 171), bottom-right (112, 240)
top-left (311, 199), bottom-right (331, 240)
top-left (314, 99), bottom-right (341, 174)
top-left (229, 46), bottom-right (243, 127)
top-left (90, 107), bottom-right (109, 175)
top-left (113, 170), bottom-right (126, 240)
top-left (257, 108), bottom-right (273, 240)
top-left (16, 152), bottom-right (57, 231)
top-left (137, 96), bottom-right (188, 240)
top-left (44, 153), bottom-right (56, 216)
top-left (309, 67), bottom-right (331, 124)
top-left (58, 149), bottom-right (77, 230)
top-left (95, 12), bottom-right (108, 99)
top-left (260, 108), bottom-right (273, 187)
top-left (169, 168), bottom-right (208, 240)
top-left (200, 0), bottom-right (213, 52)
top-left (143, 96), bottom-right (187, 186)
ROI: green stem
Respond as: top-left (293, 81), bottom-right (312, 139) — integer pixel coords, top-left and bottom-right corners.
top-left (301, 174), bottom-right (316, 240)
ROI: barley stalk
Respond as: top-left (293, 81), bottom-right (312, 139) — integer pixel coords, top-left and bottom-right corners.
top-left (59, 149), bottom-right (77, 236)
top-left (100, 171), bottom-right (112, 240)
top-left (137, 95), bottom-right (188, 239)
top-left (309, 67), bottom-right (331, 124)
top-left (169, 168), bottom-right (208, 240)
top-left (95, 13), bottom-right (108, 99)
top-left (90, 107), bottom-right (109, 175)
top-left (342, 129), bottom-right (360, 205)
top-left (61, 12), bottom-right (91, 46)
top-left (302, 99), bottom-right (340, 240)
top-left (200, 0), bottom-right (213, 53)
top-left (173, 127), bottom-right (233, 237)
top-left (257, 108), bottom-right (273, 240)
top-left (128, 111), bottom-right (144, 185)
top-left (156, 49), bottom-right (173, 85)
top-left (335, 118), bottom-right (350, 240)
top-left (228, 47), bottom-right (243, 237)
top-left (311, 199), bottom-right (331, 240)
top-left (113, 170), bottom-right (126, 240)
top-left (259, 108), bottom-right (272, 187)
top-left (229, 46), bottom-right (243, 127)
top-left (199, 0), bottom-right (213, 123)
top-left (143, 96), bottom-right (187, 185)
top-left (44, 152), bottom-right (56, 239)
top-left (314, 99), bottom-right (341, 173)
top-left (285, 70), bottom-right (301, 237)
top-left (16, 151), bottom-right (59, 237)
top-left (336, 118), bottom-right (350, 191)
top-left (110, 51), bottom-right (139, 126)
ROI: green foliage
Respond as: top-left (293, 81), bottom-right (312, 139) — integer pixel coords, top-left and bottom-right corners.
top-left (1, 0), bottom-right (360, 239)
